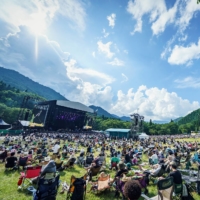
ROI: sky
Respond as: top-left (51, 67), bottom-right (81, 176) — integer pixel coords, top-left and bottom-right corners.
top-left (0, 0), bottom-right (200, 121)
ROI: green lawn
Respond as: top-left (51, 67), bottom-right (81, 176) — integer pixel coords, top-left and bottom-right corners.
top-left (0, 138), bottom-right (200, 200)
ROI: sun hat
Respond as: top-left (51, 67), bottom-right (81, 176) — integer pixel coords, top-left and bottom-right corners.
top-left (99, 172), bottom-right (108, 178)
top-left (44, 156), bottom-right (50, 162)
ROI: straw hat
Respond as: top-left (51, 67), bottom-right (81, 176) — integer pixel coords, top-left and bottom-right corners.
top-left (99, 172), bottom-right (108, 178)
top-left (44, 156), bottom-right (50, 162)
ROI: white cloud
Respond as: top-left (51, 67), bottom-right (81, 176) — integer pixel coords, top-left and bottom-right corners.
top-left (65, 59), bottom-right (115, 86)
top-left (127, 0), bottom-right (192, 36)
top-left (107, 13), bottom-right (116, 28)
top-left (168, 39), bottom-right (200, 65)
top-left (177, 0), bottom-right (200, 32)
top-left (0, 26), bottom-right (72, 93)
top-left (97, 40), bottom-right (114, 58)
top-left (107, 58), bottom-right (124, 66)
top-left (64, 59), bottom-right (114, 108)
top-left (109, 85), bottom-right (199, 120)
top-left (161, 34), bottom-right (178, 59)
top-left (127, 0), bottom-right (166, 35)
top-left (102, 29), bottom-right (109, 38)
top-left (151, 0), bottom-right (179, 35)
top-left (175, 76), bottom-right (200, 88)
top-left (0, 0), bottom-right (86, 34)
top-left (121, 73), bottom-right (128, 83)
top-left (92, 51), bottom-right (95, 58)
top-left (178, 35), bottom-right (188, 42)
top-left (0, 26), bottom-right (115, 109)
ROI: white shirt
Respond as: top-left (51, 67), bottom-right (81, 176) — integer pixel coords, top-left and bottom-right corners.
top-left (151, 153), bottom-right (158, 161)
top-left (53, 144), bottom-right (60, 153)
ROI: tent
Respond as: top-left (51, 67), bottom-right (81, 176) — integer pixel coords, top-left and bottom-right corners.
top-left (0, 119), bottom-right (11, 129)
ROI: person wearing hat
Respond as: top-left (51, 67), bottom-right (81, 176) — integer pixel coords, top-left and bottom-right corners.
top-left (32, 156), bottom-right (56, 184)
top-left (41, 156), bottom-right (56, 176)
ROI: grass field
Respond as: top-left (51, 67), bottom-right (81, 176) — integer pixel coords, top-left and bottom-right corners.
top-left (0, 137), bottom-right (200, 200)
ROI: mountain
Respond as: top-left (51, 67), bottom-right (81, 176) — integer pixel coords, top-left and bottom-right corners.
top-left (112, 114), bottom-right (120, 118)
top-left (89, 105), bottom-right (115, 118)
top-left (89, 105), bottom-right (130, 121)
top-left (177, 108), bottom-right (200, 125)
top-left (0, 67), bottom-right (67, 100)
top-left (120, 116), bottom-right (131, 122)
top-left (153, 120), bottom-right (169, 124)
top-left (173, 117), bottom-right (183, 123)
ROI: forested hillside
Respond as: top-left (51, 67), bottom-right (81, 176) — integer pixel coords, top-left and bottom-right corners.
top-left (177, 109), bottom-right (200, 125)
top-left (0, 67), bottom-right (67, 100)
top-left (0, 81), bottom-right (45, 124)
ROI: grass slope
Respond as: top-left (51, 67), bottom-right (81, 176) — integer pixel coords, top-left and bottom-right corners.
top-left (0, 138), bottom-right (200, 200)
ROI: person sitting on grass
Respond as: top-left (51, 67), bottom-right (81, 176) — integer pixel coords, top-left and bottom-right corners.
top-left (31, 156), bottom-right (57, 184)
top-left (17, 152), bottom-right (28, 170)
top-left (55, 154), bottom-right (63, 170)
top-left (41, 156), bottom-right (57, 176)
top-left (5, 152), bottom-right (18, 170)
top-left (115, 161), bottom-right (128, 178)
top-left (123, 180), bottom-right (142, 200)
top-left (138, 163), bottom-right (162, 176)
top-left (62, 153), bottom-right (76, 169)
top-left (0, 148), bottom-right (7, 162)
top-left (110, 152), bottom-right (120, 170)
top-left (85, 155), bottom-right (101, 172)
top-left (159, 161), bottom-right (182, 185)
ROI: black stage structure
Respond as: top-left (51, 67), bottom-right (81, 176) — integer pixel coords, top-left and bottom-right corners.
top-left (32, 100), bottom-right (94, 131)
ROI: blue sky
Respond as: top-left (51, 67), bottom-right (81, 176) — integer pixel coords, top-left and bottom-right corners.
top-left (0, 0), bottom-right (200, 121)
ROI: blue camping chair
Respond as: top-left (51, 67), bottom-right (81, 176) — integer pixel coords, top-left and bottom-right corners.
top-left (33, 173), bottom-right (60, 200)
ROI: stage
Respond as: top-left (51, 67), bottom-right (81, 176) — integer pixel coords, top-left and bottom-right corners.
top-left (32, 100), bottom-right (94, 131)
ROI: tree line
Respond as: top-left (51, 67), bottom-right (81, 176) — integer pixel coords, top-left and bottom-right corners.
top-left (93, 116), bottom-right (200, 135)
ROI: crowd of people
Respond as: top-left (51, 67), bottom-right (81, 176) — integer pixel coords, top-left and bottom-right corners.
top-left (0, 131), bottom-right (200, 200)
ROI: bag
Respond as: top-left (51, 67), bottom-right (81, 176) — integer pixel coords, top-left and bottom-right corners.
top-left (71, 178), bottom-right (86, 200)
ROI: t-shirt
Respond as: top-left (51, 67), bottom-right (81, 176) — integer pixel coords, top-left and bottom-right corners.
top-left (55, 158), bottom-right (62, 165)
top-left (53, 144), bottom-right (60, 153)
top-left (168, 170), bottom-right (182, 184)
top-left (151, 153), bottom-right (158, 161)
top-left (6, 156), bottom-right (17, 167)
top-left (111, 157), bottom-right (120, 163)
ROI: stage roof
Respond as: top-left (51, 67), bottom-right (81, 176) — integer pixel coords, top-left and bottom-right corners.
top-left (0, 119), bottom-right (10, 125)
top-left (56, 100), bottom-right (94, 113)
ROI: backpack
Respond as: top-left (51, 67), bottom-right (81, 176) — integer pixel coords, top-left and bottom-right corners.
top-left (71, 178), bottom-right (86, 200)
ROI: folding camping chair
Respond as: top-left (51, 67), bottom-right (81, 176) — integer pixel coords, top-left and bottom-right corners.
top-left (89, 173), bottom-right (113, 193)
top-left (33, 172), bottom-right (60, 200)
top-left (88, 166), bottom-right (101, 181)
top-left (142, 177), bottom-right (174, 200)
top-left (66, 174), bottom-right (87, 200)
top-left (65, 158), bottom-right (76, 168)
top-left (18, 166), bottom-right (42, 189)
top-left (77, 156), bottom-right (85, 166)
